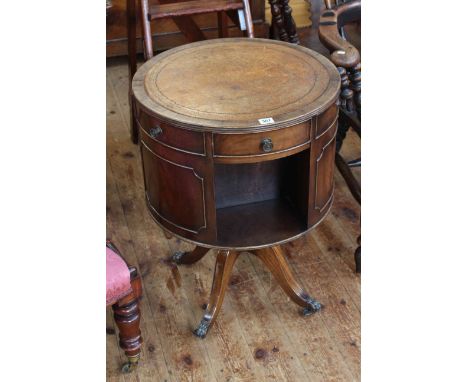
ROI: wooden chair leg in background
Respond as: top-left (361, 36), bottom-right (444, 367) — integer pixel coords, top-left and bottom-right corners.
top-left (129, 94), bottom-right (139, 144)
top-left (193, 250), bottom-right (239, 338)
top-left (268, 0), bottom-right (289, 41)
top-left (335, 152), bottom-right (361, 273)
top-left (172, 245), bottom-right (210, 265)
top-left (253, 245), bottom-right (321, 315)
top-left (139, 0), bottom-right (154, 60)
top-left (279, 0), bottom-right (299, 43)
top-left (242, 0), bottom-right (255, 38)
top-left (217, 11), bottom-right (229, 37)
top-left (354, 236), bottom-right (361, 273)
top-left (127, 0), bottom-right (139, 144)
top-left (112, 269), bottom-right (143, 373)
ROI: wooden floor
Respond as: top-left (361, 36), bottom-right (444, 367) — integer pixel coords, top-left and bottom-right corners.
top-left (106, 28), bottom-right (361, 382)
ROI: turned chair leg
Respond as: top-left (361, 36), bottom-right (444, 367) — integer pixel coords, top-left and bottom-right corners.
top-left (279, 0), bottom-right (299, 44)
top-left (112, 272), bottom-right (143, 373)
top-left (193, 250), bottom-right (239, 338)
top-left (354, 235), bottom-right (361, 273)
top-left (129, 94), bottom-right (139, 144)
top-left (268, 0), bottom-right (289, 42)
top-left (172, 245), bottom-right (210, 265)
top-left (253, 245), bottom-right (321, 315)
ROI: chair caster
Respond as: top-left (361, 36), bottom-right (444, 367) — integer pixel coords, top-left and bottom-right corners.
top-left (121, 355), bottom-right (139, 373)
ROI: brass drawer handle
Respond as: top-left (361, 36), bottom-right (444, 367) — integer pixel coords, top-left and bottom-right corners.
top-left (149, 126), bottom-right (162, 138)
top-left (261, 138), bottom-right (273, 153)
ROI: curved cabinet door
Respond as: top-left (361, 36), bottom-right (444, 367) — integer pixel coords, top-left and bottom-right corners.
top-left (314, 134), bottom-right (336, 211)
top-left (141, 141), bottom-right (208, 238)
top-left (308, 115), bottom-right (338, 226)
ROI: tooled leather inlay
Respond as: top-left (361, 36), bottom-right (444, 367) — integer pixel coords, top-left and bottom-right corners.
top-left (144, 41), bottom-right (332, 123)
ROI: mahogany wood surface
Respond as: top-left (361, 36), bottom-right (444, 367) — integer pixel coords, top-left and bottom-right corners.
top-left (212, 121), bottom-right (310, 158)
top-left (193, 250), bottom-right (240, 338)
top-left (139, 113), bottom-right (205, 155)
top-left (253, 245), bottom-right (321, 314)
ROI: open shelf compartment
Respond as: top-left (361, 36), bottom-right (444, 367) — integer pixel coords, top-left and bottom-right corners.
top-left (214, 149), bottom-right (311, 247)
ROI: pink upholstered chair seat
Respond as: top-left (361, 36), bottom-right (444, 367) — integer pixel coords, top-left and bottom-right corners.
top-left (106, 247), bottom-right (132, 305)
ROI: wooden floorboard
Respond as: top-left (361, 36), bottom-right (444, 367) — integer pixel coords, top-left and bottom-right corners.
top-left (106, 28), bottom-right (360, 382)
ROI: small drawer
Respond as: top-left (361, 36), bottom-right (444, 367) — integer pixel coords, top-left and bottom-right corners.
top-left (315, 104), bottom-right (338, 138)
top-left (139, 113), bottom-right (205, 156)
top-left (213, 122), bottom-right (311, 158)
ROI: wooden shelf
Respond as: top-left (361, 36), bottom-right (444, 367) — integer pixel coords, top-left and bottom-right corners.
top-left (216, 198), bottom-right (306, 248)
top-left (213, 151), bottom-right (310, 248)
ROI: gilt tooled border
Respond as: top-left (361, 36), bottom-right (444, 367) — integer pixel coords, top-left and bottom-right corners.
top-left (145, 43), bottom-right (325, 117)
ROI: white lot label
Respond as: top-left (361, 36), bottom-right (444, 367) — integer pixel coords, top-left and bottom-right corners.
top-left (258, 117), bottom-right (275, 125)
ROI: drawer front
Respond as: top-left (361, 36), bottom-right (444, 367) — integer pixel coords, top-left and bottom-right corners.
top-left (139, 113), bottom-right (206, 155)
top-left (213, 122), bottom-right (311, 158)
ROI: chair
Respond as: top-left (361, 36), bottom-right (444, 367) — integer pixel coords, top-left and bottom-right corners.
top-left (267, 0), bottom-right (299, 44)
top-left (318, 0), bottom-right (361, 272)
top-left (127, 0), bottom-right (255, 143)
top-left (106, 241), bottom-right (143, 373)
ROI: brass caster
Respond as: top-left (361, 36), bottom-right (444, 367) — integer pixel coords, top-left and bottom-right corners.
top-left (172, 251), bottom-right (185, 264)
top-left (121, 355), bottom-right (139, 373)
top-left (121, 362), bottom-right (137, 373)
top-left (302, 296), bottom-right (322, 316)
top-left (193, 318), bottom-right (210, 339)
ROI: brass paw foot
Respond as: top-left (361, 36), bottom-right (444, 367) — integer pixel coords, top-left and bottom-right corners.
top-left (193, 318), bottom-right (210, 339)
top-left (172, 251), bottom-right (185, 264)
top-left (302, 297), bottom-right (322, 316)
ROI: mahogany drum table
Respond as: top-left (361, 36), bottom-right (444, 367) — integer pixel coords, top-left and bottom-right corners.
top-left (132, 38), bottom-right (340, 338)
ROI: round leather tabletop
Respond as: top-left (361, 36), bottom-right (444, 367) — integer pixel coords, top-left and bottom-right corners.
top-left (133, 38), bottom-right (340, 132)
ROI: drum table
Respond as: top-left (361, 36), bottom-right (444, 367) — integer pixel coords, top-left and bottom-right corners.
top-left (132, 38), bottom-right (340, 338)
